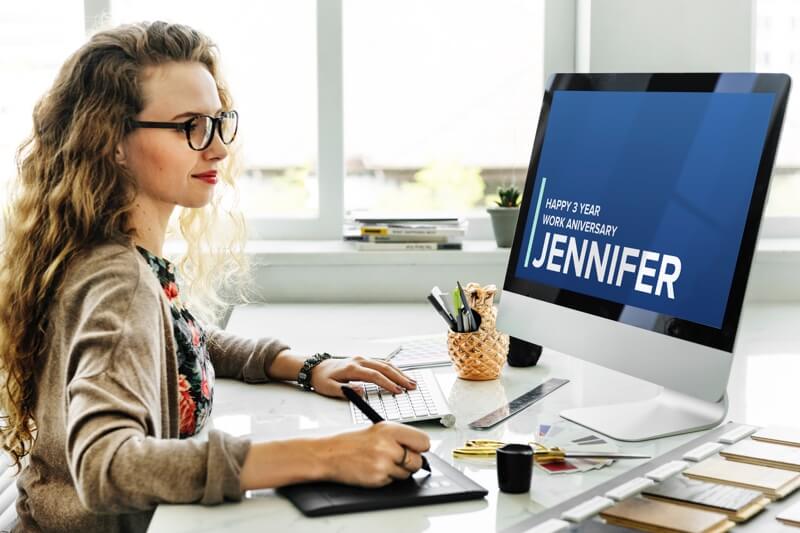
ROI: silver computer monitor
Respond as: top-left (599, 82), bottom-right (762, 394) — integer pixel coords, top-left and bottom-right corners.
top-left (497, 73), bottom-right (790, 441)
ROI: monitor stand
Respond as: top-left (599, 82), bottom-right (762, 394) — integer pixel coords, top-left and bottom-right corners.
top-left (560, 388), bottom-right (728, 442)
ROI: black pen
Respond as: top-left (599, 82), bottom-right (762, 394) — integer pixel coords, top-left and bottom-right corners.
top-left (341, 385), bottom-right (431, 472)
top-left (427, 294), bottom-right (457, 331)
top-left (456, 281), bottom-right (477, 332)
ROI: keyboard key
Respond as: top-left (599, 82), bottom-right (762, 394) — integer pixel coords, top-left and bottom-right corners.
top-left (718, 425), bottom-right (758, 444)
top-left (349, 368), bottom-right (450, 425)
top-left (605, 477), bottom-right (655, 501)
top-left (683, 442), bottom-right (724, 462)
top-left (523, 518), bottom-right (570, 533)
top-left (561, 496), bottom-right (614, 522)
top-left (645, 460), bottom-right (689, 481)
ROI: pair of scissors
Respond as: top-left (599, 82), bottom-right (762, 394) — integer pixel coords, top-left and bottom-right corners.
top-left (452, 439), bottom-right (651, 464)
top-left (452, 439), bottom-right (563, 463)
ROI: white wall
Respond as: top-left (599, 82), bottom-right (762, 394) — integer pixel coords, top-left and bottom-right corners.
top-left (577, 0), bottom-right (753, 72)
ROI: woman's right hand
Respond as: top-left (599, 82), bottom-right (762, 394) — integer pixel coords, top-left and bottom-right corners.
top-left (318, 422), bottom-right (431, 488)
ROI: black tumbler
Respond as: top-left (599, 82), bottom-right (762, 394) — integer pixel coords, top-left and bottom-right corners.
top-left (507, 336), bottom-right (542, 367)
top-left (496, 443), bottom-right (534, 493)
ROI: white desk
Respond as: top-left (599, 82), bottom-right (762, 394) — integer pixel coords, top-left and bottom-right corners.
top-left (148, 302), bottom-right (800, 532)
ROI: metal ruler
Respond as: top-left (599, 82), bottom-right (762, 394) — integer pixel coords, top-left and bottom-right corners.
top-left (468, 378), bottom-right (570, 430)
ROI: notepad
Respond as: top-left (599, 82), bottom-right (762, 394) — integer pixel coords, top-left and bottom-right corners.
top-left (720, 438), bottom-right (800, 472)
top-left (324, 339), bottom-right (402, 361)
top-left (684, 457), bottom-right (800, 500)
top-left (600, 496), bottom-right (734, 533)
top-left (642, 475), bottom-right (769, 522)
top-left (753, 426), bottom-right (800, 448)
top-left (369, 334), bottom-right (451, 369)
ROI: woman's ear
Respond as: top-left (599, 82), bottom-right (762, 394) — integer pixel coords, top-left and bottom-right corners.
top-left (115, 143), bottom-right (127, 167)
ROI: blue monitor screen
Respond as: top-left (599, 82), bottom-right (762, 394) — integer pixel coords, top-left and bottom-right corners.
top-left (514, 90), bottom-right (774, 329)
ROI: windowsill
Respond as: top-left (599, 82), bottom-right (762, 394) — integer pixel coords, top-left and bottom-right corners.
top-left (165, 237), bottom-right (800, 265)
top-left (247, 237), bottom-right (800, 263)
top-left (752, 237), bottom-right (800, 260)
top-left (164, 238), bottom-right (800, 302)
top-left (245, 240), bottom-right (509, 265)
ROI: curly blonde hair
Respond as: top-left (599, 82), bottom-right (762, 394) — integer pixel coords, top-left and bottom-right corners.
top-left (0, 21), bottom-right (250, 470)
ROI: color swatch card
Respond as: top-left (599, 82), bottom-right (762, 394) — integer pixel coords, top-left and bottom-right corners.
top-left (600, 496), bottom-right (735, 533)
top-left (538, 422), bottom-right (619, 453)
top-left (536, 458), bottom-right (613, 475)
top-left (777, 499), bottom-right (800, 527)
top-left (536, 422), bottom-right (616, 475)
top-left (720, 438), bottom-right (800, 471)
top-left (642, 475), bottom-right (768, 522)
top-left (753, 426), bottom-right (800, 448)
top-left (683, 457), bottom-right (800, 500)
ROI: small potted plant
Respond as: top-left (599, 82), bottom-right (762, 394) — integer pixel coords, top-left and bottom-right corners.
top-left (487, 185), bottom-right (521, 248)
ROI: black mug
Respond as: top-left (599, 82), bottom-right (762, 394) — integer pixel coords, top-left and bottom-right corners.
top-left (496, 443), bottom-right (533, 493)
top-left (507, 336), bottom-right (542, 367)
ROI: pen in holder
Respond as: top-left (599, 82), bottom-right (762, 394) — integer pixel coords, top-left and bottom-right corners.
top-left (446, 283), bottom-right (509, 381)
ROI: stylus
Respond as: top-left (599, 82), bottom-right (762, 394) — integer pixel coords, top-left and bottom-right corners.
top-left (342, 385), bottom-right (431, 472)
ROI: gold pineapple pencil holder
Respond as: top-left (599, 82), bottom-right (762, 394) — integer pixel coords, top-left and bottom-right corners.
top-left (446, 283), bottom-right (509, 380)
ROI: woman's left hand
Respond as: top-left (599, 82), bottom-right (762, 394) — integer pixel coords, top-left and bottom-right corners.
top-left (310, 356), bottom-right (417, 398)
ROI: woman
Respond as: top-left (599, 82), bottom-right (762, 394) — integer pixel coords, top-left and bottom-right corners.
top-left (0, 21), bottom-right (429, 532)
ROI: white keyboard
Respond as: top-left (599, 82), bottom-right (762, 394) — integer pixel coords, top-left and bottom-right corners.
top-left (349, 369), bottom-right (455, 427)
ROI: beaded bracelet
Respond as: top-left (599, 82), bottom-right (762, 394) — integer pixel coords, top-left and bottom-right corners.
top-left (297, 352), bottom-right (332, 391)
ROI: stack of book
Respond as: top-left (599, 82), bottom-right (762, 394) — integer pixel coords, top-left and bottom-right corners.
top-left (344, 214), bottom-right (467, 251)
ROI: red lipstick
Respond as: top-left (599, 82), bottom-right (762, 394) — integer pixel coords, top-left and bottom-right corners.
top-left (192, 170), bottom-right (218, 185)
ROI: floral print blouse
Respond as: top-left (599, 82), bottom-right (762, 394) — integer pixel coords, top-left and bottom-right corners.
top-left (136, 246), bottom-right (214, 438)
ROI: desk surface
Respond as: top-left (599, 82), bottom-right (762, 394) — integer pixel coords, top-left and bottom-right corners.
top-left (148, 302), bottom-right (800, 533)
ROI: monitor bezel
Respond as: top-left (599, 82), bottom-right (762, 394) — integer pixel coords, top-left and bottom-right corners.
top-left (503, 73), bottom-right (790, 353)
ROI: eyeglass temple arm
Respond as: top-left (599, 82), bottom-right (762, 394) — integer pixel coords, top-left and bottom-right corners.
top-left (128, 120), bottom-right (188, 131)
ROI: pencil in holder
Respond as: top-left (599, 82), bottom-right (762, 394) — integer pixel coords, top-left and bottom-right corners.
top-left (446, 283), bottom-right (510, 380)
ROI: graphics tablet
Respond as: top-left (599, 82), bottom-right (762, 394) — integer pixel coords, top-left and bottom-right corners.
top-left (277, 452), bottom-right (487, 517)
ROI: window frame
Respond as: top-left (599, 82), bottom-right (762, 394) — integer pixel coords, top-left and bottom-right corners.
top-left (753, 1), bottom-right (800, 239)
top-left (90, 0), bottom-right (796, 241)
top-left (85, 0), bottom-right (575, 240)
top-left (248, 0), bottom-right (573, 240)
top-left (247, 0), bottom-right (343, 239)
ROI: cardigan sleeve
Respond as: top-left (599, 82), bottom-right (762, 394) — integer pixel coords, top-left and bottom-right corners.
top-left (67, 374), bottom-right (250, 511)
top-left (204, 324), bottom-right (290, 383)
top-left (64, 256), bottom-right (250, 512)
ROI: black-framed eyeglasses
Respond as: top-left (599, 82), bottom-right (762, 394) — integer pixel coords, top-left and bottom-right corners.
top-left (128, 110), bottom-right (239, 151)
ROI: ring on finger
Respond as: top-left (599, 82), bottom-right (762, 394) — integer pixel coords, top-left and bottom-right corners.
top-left (397, 447), bottom-right (408, 467)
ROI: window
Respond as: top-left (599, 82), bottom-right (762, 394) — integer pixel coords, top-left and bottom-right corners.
top-left (756, 0), bottom-right (800, 219)
top-left (5, 2), bottom-right (566, 241)
top-left (342, 0), bottom-right (545, 216)
top-left (11, 3), bottom-right (796, 242)
top-left (0, 1), bottom-right (85, 207)
top-left (111, 0), bottom-right (319, 217)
